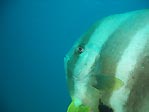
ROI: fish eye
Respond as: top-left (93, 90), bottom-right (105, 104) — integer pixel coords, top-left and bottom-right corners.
top-left (77, 46), bottom-right (84, 54)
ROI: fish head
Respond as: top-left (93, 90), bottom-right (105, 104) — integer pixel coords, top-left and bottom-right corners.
top-left (64, 23), bottom-right (101, 82)
top-left (64, 33), bottom-right (101, 95)
top-left (64, 26), bottom-right (102, 112)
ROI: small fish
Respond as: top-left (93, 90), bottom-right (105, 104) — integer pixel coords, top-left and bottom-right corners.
top-left (64, 9), bottom-right (149, 112)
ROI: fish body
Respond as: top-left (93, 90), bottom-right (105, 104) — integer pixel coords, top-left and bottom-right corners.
top-left (64, 9), bottom-right (149, 112)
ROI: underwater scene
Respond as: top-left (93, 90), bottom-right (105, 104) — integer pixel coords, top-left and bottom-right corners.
top-left (1, 0), bottom-right (149, 112)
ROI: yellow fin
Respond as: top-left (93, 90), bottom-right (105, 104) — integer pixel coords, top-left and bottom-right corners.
top-left (67, 101), bottom-right (90, 112)
top-left (92, 74), bottom-right (124, 91)
top-left (112, 76), bottom-right (124, 90)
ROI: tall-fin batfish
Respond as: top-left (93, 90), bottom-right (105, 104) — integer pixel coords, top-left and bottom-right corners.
top-left (64, 9), bottom-right (149, 112)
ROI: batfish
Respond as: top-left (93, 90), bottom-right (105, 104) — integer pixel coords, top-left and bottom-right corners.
top-left (64, 9), bottom-right (149, 112)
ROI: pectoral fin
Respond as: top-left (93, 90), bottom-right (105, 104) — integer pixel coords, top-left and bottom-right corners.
top-left (67, 100), bottom-right (90, 112)
top-left (92, 74), bottom-right (124, 91)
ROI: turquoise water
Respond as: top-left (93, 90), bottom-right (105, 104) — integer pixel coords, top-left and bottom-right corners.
top-left (0, 0), bottom-right (149, 112)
